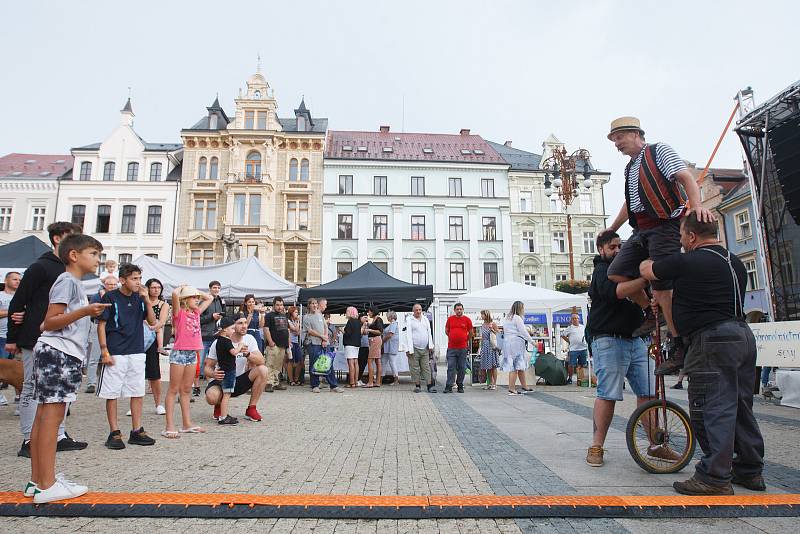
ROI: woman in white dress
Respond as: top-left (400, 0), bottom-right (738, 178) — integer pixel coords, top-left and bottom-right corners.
top-left (501, 300), bottom-right (534, 395)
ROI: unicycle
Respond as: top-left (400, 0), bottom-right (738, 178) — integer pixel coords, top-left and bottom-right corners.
top-left (625, 309), bottom-right (696, 474)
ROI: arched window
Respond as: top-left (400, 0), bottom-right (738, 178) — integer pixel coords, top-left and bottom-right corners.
top-left (209, 157), bottom-right (219, 179)
top-left (300, 158), bottom-right (309, 181)
top-left (149, 162), bottom-right (162, 181)
top-left (198, 157), bottom-right (207, 179)
top-left (103, 162), bottom-right (115, 181)
top-left (79, 162), bottom-right (92, 181)
top-left (289, 158), bottom-right (298, 181)
top-left (246, 151), bottom-right (261, 179)
top-left (126, 162), bottom-right (139, 181)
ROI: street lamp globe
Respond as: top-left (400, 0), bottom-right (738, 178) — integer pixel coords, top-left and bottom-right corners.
top-left (544, 186), bottom-right (553, 197)
top-left (552, 177), bottom-right (563, 188)
top-left (583, 178), bottom-right (592, 189)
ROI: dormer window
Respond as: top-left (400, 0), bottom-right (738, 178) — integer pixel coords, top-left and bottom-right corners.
top-left (460, 149), bottom-right (471, 155)
top-left (473, 149), bottom-right (484, 155)
top-left (357, 146), bottom-right (367, 152)
top-left (422, 147), bottom-right (433, 154)
top-left (382, 147), bottom-right (393, 153)
top-left (342, 145), bottom-right (353, 152)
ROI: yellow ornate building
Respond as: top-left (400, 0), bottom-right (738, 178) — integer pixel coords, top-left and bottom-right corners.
top-left (175, 70), bottom-right (327, 286)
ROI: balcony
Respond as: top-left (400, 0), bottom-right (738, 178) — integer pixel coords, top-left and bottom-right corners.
top-left (227, 172), bottom-right (267, 184)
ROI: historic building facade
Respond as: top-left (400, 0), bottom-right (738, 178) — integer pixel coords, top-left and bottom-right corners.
top-left (174, 70), bottom-right (327, 287)
top-left (58, 99), bottom-right (182, 264)
top-left (500, 135), bottom-right (610, 288)
top-left (0, 153), bottom-right (70, 245)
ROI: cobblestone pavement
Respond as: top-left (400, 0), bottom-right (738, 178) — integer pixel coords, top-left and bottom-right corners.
top-left (1, 371), bottom-right (798, 533)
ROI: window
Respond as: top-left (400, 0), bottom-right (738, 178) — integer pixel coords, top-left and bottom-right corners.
top-left (245, 151), bottom-right (261, 179)
top-left (256, 111), bottom-right (267, 130)
top-left (482, 217), bottom-right (497, 240)
top-left (411, 262), bottom-right (426, 285)
top-left (98, 253), bottom-right (106, 274)
top-left (284, 244), bottom-right (308, 283)
top-left (580, 194), bottom-right (592, 214)
top-left (30, 207), bottom-right (46, 231)
top-left (448, 177), bottom-right (462, 197)
top-left (422, 147), bottom-right (433, 154)
top-left (146, 206), bottom-right (162, 234)
top-left (522, 230), bottom-right (535, 252)
top-left (736, 210), bottom-right (752, 240)
top-left (234, 194), bottom-right (246, 225)
top-left (483, 263), bottom-right (498, 288)
top-left (118, 253), bottom-right (132, 265)
top-left (337, 262), bottom-right (352, 279)
top-left (300, 159), bottom-right (309, 181)
top-left (780, 245), bottom-right (795, 284)
top-left (383, 146), bottom-right (393, 153)
top-left (553, 231), bottom-right (566, 253)
top-left (245, 110), bottom-right (255, 129)
top-left (338, 214), bottom-right (353, 239)
top-left (198, 157), bottom-right (207, 179)
top-left (120, 205), bottom-right (136, 233)
top-left (583, 231), bottom-right (595, 253)
top-left (374, 176), bottom-right (387, 196)
top-left (0, 207), bottom-right (11, 231)
top-left (481, 179), bottom-right (495, 198)
top-left (357, 146), bottom-right (367, 152)
top-left (373, 215), bottom-right (388, 239)
top-left (79, 161), bottom-right (92, 180)
top-left (519, 191), bottom-right (533, 212)
top-left (411, 216), bottom-right (426, 240)
top-left (550, 196), bottom-right (563, 213)
top-left (193, 199), bottom-right (216, 230)
top-left (744, 259), bottom-right (759, 291)
top-left (461, 149), bottom-right (471, 155)
top-left (145, 254), bottom-right (158, 259)
top-left (450, 263), bottom-right (465, 290)
top-left (289, 159), bottom-right (298, 181)
top-left (209, 157), bottom-right (218, 180)
top-left (339, 175), bottom-right (353, 195)
top-left (523, 273), bottom-right (537, 286)
top-left (71, 205), bottom-right (86, 230)
top-left (555, 273), bottom-right (568, 283)
top-left (373, 262), bottom-right (388, 273)
top-left (449, 216), bottom-right (464, 240)
top-left (149, 162), bottom-right (162, 181)
top-left (249, 194), bottom-right (261, 225)
top-left (286, 200), bottom-right (309, 230)
top-left (96, 205), bottom-right (111, 233)
top-left (103, 162), bottom-right (115, 181)
top-left (190, 248), bottom-right (215, 266)
top-left (126, 162), bottom-right (139, 181)
top-left (411, 176), bottom-right (425, 196)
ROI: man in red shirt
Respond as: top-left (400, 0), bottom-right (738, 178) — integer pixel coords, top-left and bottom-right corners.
top-left (444, 303), bottom-right (473, 393)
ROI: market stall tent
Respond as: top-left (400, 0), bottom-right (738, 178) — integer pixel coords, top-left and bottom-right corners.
top-left (0, 236), bottom-right (51, 278)
top-left (133, 255), bottom-right (297, 302)
top-left (297, 261), bottom-right (433, 313)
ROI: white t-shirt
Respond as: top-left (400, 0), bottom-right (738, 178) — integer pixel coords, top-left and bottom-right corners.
top-left (562, 324), bottom-right (588, 351)
top-left (0, 290), bottom-right (14, 337)
top-left (206, 333), bottom-right (260, 377)
top-left (38, 272), bottom-right (90, 362)
top-left (407, 315), bottom-right (432, 350)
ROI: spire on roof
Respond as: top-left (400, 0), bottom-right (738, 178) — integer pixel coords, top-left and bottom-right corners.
top-left (121, 97), bottom-right (134, 114)
top-left (296, 96), bottom-right (308, 113)
top-left (209, 94), bottom-right (222, 110)
top-left (294, 97), bottom-right (313, 131)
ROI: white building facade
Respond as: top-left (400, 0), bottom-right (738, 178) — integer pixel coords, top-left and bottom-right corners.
top-left (323, 128), bottom-right (513, 310)
top-left (58, 99), bottom-right (182, 265)
top-left (0, 154), bottom-right (70, 245)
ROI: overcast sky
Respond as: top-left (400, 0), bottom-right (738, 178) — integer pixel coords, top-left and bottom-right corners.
top-left (2, 0), bottom-right (798, 231)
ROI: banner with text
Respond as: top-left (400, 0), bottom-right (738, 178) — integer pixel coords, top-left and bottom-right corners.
top-left (750, 321), bottom-right (800, 367)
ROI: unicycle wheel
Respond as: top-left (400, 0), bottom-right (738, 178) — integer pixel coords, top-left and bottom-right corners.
top-left (626, 399), bottom-right (695, 474)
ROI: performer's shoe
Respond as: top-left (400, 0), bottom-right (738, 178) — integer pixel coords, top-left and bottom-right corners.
top-left (632, 309), bottom-right (666, 338)
top-left (647, 444), bottom-right (682, 462)
top-left (731, 474), bottom-right (766, 491)
top-left (655, 340), bottom-right (685, 376)
top-left (673, 476), bottom-right (733, 496)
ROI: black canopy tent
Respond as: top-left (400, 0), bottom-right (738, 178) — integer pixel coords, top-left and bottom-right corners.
top-left (0, 235), bottom-right (51, 270)
top-left (298, 262), bottom-right (433, 313)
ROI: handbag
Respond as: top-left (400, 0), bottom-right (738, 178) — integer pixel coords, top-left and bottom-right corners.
top-left (311, 347), bottom-right (334, 375)
top-left (489, 331), bottom-right (498, 350)
top-left (143, 324), bottom-right (157, 351)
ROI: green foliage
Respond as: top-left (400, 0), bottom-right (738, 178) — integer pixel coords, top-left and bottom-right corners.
top-left (555, 279), bottom-right (590, 294)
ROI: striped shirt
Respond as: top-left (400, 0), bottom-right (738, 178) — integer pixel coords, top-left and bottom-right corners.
top-left (627, 143), bottom-right (687, 214)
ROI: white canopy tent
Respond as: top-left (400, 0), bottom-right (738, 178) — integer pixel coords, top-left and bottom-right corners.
top-left (133, 256), bottom-right (298, 302)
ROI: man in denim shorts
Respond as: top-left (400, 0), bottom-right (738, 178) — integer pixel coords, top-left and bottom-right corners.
top-left (584, 231), bottom-right (680, 467)
top-left (600, 117), bottom-right (714, 374)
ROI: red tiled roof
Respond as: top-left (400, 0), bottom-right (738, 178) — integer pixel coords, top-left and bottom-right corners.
top-left (0, 153), bottom-right (73, 178)
top-left (325, 130), bottom-right (507, 165)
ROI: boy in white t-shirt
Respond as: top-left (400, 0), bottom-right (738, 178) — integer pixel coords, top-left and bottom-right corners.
top-left (26, 234), bottom-right (109, 504)
top-left (98, 259), bottom-right (118, 283)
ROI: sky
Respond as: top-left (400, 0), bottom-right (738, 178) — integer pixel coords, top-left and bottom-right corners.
top-left (1, 0), bottom-right (798, 233)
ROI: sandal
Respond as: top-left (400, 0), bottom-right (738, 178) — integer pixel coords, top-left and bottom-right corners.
top-left (179, 426), bottom-right (207, 433)
top-left (161, 430), bottom-right (180, 439)
top-left (507, 390), bottom-right (520, 396)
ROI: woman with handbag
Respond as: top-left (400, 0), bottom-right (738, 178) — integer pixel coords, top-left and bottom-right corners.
top-left (478, 310), bottom-right (500, 390)
top-left (501, 301), bottom-right (534, 395)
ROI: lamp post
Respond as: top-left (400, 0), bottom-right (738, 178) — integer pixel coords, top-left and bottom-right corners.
top-left (542, 147), bottom-right (593, 281)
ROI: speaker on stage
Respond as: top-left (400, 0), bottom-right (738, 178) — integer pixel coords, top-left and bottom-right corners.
top-left (769, 114), bottom-right (800, 224)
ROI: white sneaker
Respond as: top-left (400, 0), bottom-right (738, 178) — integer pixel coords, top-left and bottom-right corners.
top-left (357, 380), bottom-right (364, 387)
top-left (331, 387), bottom-right (344, 393)
top-left (126, 409), bottom-right (132, 417)
top-left (312, 387), bottom-right (321, 393)
top-left (23, 481), bottom-right (37, 497)
top-left (33, 478), bottom-right (87, 504)
top-left (155, 405), bottom-right (166, 415)
top-left (0, 394), bottom-right (8, 406)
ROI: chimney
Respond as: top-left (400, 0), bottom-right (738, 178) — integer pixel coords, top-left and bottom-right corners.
top-left (504, 140), bottom-right (513, 147)
top-left (459, 128), bottom-right (470, 136)
top-left (379, 125), bottom-right (390, 133)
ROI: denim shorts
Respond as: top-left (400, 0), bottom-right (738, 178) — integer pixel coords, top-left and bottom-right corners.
top-left (169, 349), bottom-right (198, 366)
top-left (221, 368), bottom-right (236, 393)
top-left (591, 336), bottom-right (655, 401)
top-left (568, 349), bottom-right (588, 367)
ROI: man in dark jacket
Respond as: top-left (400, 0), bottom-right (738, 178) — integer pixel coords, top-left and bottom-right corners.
top-left (198, 280), bottom-right (225, 382)
top-left (5, 222), bottom-right (87, 458)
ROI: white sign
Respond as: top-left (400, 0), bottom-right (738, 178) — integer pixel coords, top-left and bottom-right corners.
top-left (750, 321), bottom-right (800, 367)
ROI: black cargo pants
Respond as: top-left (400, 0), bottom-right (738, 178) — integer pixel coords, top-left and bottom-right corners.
top-left (685, 319), bottom-right (765, 487)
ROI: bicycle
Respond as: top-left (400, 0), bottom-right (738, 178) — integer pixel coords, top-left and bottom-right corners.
top-left (625, 308), bottom-right (696, 474)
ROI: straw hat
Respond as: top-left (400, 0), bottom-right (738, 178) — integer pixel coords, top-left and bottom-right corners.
top-left (178, 285), bottom-right (203, 299)
top-left (608, 116), bottom-right (645, 140)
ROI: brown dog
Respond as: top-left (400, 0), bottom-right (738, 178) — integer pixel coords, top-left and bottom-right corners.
top-left (0, 358), bottom-right (23, 395)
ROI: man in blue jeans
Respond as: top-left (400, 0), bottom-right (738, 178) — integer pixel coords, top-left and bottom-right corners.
top-left (301, 298), bottom-right (343, 394)
top-left (444, 303), bottom-right (473, 393)
top-left (585, 231), bottom-right (681, 467)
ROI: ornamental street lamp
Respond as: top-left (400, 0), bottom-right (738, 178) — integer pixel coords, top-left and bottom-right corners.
top-left (542, 147), bottom-right (593, 281)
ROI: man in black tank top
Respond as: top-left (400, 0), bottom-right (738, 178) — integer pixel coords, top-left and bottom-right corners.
top-left (641, 213), bottom-right (765, 496)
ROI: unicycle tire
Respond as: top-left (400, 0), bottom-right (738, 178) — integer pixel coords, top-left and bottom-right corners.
top-left (626, 398), bottom-right (696, 474)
